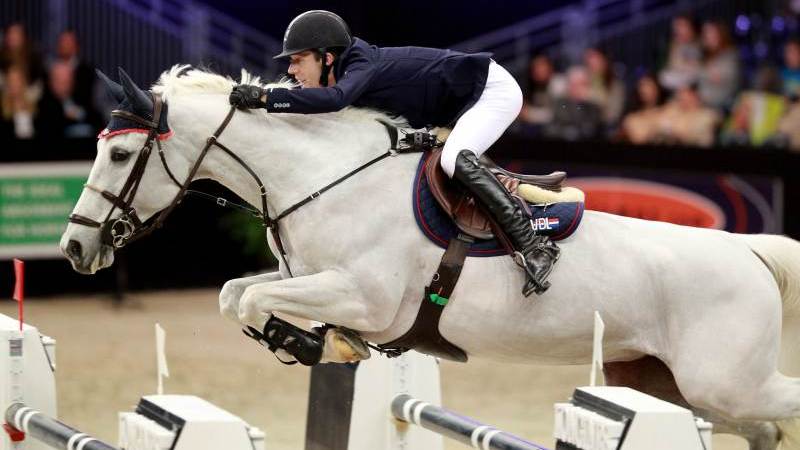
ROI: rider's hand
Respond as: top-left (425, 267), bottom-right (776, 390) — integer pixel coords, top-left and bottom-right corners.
top-left (229, 85), bottom-right (267, 109)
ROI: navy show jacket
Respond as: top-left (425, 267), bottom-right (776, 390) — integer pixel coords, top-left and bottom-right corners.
top-left (265, 38), bottom-right (493, 128)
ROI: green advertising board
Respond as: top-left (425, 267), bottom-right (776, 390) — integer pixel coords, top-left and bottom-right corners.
top-left (0, 162), bottom-right (92, 259)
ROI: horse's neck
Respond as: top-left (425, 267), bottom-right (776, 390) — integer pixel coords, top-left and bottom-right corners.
top-left (171, 96), bottom-right (393, 216)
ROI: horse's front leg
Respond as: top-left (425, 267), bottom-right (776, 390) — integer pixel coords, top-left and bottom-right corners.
top-left (219, 271), bottom-right (283, 322)
top-left (237, 270), bottom-right (395, 364)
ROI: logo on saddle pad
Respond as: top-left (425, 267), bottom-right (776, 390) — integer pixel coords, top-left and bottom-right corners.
top-left (532, 217), bottom-right (559, 231)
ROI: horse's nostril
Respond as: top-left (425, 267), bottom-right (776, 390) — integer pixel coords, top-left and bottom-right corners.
top-left (66, 239), bottom-right (83, 261)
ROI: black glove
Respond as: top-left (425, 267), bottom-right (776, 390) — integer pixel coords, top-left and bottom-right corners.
top-left (229, 85), bottom-right (267, 109)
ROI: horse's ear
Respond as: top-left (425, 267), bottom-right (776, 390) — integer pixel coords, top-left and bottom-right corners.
top-left (96, 69), bottom-right (124, 103)
top-left (117, 67), bottom-right (153, 113)
top-left (176, 65), bottom-right (193, 78)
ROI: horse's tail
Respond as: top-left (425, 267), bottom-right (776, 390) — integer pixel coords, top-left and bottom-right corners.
top-left (736, 233), bottom-right (800, 450)
top-left (736, 233), bottom-right (800, 316)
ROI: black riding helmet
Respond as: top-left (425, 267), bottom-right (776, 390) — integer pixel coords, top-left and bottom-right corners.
top-left (274, 10), bottom-right (353, 86)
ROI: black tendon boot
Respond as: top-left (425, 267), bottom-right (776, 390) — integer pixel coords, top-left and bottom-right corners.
top-left (453, 150), bottom-right (560, 295)
top-left (243, 315), bottom-right (324, 366)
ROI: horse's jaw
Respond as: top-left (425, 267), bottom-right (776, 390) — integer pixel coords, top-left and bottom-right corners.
top-left (59, 227), bottom-right (116, 275)
top-left (80, 246), bottom-right (115, 275)
top-left (66, 245), bottom-right (115, 275)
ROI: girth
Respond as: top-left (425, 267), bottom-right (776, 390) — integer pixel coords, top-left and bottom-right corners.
top-left (379, 233), bottom-right (473, 362)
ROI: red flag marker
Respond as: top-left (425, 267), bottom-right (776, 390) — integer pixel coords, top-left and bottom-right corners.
top-left (13, 259), bottom-right (23, 332)
top-left (2, 423), bottom-right (24, 441)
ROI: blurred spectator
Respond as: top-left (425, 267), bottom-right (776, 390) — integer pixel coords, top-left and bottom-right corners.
top-left (781, 39), bottom-right (800, 98)
top-left (656, 84), bottom-right (720, 147)
top-left (36, 61), bottom-right (100, 138)
top-left (584, 47), bottom-right (626, 125)
top-left (777, 98), bottom-right (800, 150)
top-left (543, 66), bottom-right (604, 141)
top-left (49, 30), bottom-right (95, 109)
top-left (0, 23), bottom-right (44, 95)
top-left (698, 20), bottom-right (740, 111)
top-left (519, 54), bottom-right (565, 127)
top-left (0, 65), bottom-right (36, 139)
top-left (659, 15), bottom-right (703, 91)
top-left (720, 66), bottom-right (787, 147)
top-left (621, 73), bottom-right (666, 144)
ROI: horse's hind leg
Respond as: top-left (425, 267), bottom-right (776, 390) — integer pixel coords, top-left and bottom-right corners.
top-left (605, 356), bottom-right (780, 450)
top-left (667, 290), bottom-right (800, 423)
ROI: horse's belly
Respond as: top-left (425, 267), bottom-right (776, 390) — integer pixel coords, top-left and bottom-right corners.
top-left (431, 211), bottom-right (752, 364)
top-left (434, 252), bottom-right (656, 364)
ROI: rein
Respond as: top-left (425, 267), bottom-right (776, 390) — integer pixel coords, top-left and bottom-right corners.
top-left (70, 93), bottom-right (418, 279)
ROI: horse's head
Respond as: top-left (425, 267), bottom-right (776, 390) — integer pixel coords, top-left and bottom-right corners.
top-left (60, 68), bottom-right (181, 274)
top-left (60, 63), bottom-right (407, 275)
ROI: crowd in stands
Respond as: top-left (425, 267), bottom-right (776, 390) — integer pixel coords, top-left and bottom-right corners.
top-left (5, 13), bottom-right (800, 150)
top-left (517, 14), bottom-right (800, 151)
top-left (0, 23), bottom-right (104, 140)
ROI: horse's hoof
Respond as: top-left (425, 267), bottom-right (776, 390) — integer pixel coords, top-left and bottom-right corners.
top-left (323, 328), bottom-right (371, 363)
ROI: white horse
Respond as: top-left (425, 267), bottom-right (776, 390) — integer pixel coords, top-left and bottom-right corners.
top-left (61, 66), bottom-right (800, 449)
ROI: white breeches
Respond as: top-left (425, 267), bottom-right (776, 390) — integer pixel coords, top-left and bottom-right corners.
top-left (440, 61), bottom-right (523, 177)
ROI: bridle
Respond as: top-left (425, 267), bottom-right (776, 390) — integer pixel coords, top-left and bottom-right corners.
top-left (68, 92), bottom-right (413, 277)
top-left (67, 94), bottom-right (262, 252)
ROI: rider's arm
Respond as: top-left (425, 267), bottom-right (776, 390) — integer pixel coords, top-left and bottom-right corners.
top-left (265, 54), bottom-right (377, 114)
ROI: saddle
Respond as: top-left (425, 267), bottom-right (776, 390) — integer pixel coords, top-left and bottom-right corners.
top-left (424, 148), bottom-right (566, 240)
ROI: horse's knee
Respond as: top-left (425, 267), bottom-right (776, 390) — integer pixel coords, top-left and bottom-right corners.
top-left (219, 300), bottom-right (237, 322)
top-left (219, 279), bottom-right (244, 321)
top-left (237, 286), bottom-right (270, 328)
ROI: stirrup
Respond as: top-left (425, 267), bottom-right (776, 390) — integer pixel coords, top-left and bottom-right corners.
top-left (523, 278), bottom-right (551, 296)
top-left (514, 251), bottom-right (555, 296)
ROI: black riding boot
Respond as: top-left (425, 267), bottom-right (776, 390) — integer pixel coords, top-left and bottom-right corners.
top-left (453, 150), bottom-right (560, 296)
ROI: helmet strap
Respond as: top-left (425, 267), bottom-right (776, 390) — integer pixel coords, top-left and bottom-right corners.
top-left (319, 47), bottom-right (331, 87)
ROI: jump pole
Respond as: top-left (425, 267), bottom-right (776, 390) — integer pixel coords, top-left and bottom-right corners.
top-left (391, 394), bottom-right (548, 450)
top-left (5, 403), bottom-right (119, 450)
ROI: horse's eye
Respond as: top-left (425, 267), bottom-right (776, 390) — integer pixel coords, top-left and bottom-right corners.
top-left (111, 150), bottom-right (130, 162)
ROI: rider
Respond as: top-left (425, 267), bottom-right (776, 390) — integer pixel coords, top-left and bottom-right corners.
top-left (229, 10), bottom-right (560, 295)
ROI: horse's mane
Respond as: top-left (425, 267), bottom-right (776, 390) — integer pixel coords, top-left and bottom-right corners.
top-left (151, 64), bottom-right (408, 127)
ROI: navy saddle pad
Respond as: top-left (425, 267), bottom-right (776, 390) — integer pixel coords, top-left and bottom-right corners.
top-left (413, 153), bottom-right (584, 257)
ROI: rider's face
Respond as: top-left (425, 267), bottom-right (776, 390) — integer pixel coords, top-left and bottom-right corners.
top-left (288, 51), bottom-right (324, 88)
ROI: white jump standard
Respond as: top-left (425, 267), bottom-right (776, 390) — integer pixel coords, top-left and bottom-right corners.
top-left (119, 395), bottom-right (265, 450)
top-left (0, 313), bottom-right (264, 450)
top-left (5, 403), bottom-right (119, 450)
top-left (554, 387), bottom-right (713, 450)
top-left (392, 394), bottom-right (548, 450)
